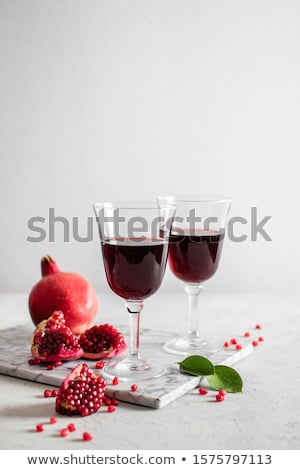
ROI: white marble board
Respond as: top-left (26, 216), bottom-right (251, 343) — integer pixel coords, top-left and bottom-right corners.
top-left (0, 325), bottom-right (253, 409)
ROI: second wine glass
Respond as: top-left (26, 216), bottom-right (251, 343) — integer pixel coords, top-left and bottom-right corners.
top-left (158, 195), bottom-right (232, 356)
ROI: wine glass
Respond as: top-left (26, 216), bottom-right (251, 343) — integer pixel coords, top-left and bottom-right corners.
top-left (93, 201), bottom-right (176, 381)
top-left (157, 195), bottom-right (231, 356)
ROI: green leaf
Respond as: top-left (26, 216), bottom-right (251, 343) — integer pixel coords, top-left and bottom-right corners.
top-left (207, 365), bottom-right (243, 393)
top-left (179, 355), bottom-right (215, 376)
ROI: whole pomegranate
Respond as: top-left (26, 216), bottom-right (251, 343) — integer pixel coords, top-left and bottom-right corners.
top-left (28, 255), bottom-right (98, 334)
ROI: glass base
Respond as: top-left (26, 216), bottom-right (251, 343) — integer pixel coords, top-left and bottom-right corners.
top-left (100, 355), bottom-right (166, 382)
top-left (162, 334), bottom-right (220, 357)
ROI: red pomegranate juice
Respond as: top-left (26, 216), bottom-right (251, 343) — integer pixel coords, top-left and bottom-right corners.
top-left (102, 238), bottom-right (168, 300)
top-left (168, 230), bottom-right (224, 283)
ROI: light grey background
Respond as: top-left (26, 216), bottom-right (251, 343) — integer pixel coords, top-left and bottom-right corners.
top-left (0, 0), bottom-right (299, 294)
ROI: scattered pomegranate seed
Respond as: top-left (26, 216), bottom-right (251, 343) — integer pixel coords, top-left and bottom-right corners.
top-left (224, 341), bottom-right (230, 348)
top-left (54, 361), bottom-right (63, 367)
top-left (112, 376), bottom-right (119, 386)
top-left (44, 389), bottom-right (52, 398)
top-left (216, 394), bottom-right (225, 402)
top-left (230, 338), bottom-right (237, 345)
top-left (107, 405), bottom-right (116, 413)
top-left (47, 364), bottom-right (54, 370)
top-left (60, 428), bottom-right (69, 437)
top-left (68, 423), bottom-right (76, 432)
top-left (244, 331), bottom-right (250, 337)
top-left (252, 340), bottom-right (259, 347)
top-left (95, 361), bottom-right (106, 369)
top-left (111, 398), bottom-right (119, 406)
top-left (28, 358), bottom-right (39, 365)
top-left (36, 423), bottom-right (44, 432)
top-left (104, 397), bottom-right (111, 406)
top-left (131, 384), bottom-right (138, 392)
top-left (218, 389), bottom-right (227, 396)
top-left (255, 324), bottom-right (262, 329)
top-left (49, 416), bottom-right (57, 424)
top-left (198, 387), bottom-right (208, 395)
top-left (258, 336), bottom-right (264, 342)
top-left (82, 432), bottom-right (93, 441)
top-left (51, 390), bottom-right (58, 397)
top-left (236, 344), bottom-right (242, 350)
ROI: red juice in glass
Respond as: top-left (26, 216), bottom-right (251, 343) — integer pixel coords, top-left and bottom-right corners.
top-left (102, 238), bottom-right (168, 300)
top-left (168, 230), bottom-right (224, 284)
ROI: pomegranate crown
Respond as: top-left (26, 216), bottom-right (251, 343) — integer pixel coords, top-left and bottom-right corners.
top-left (41, 255), bottom-right (60, 277)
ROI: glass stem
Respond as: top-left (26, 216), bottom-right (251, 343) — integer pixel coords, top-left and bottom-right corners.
top-left (126, 300), bottom-right (143, 360)
top-left (185, 284), bottom-right (203, 338)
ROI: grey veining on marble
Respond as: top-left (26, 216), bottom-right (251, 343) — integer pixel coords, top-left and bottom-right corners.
top-left (0, 325), bottom-right (253, 408)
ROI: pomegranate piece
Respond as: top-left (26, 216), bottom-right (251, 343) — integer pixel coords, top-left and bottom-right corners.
top-left (82, 432), bottom-right (93, 441)
top-left (28, 255), bottom-right (98, 334)
top-left (31, 311), bottom-right (83, 362)
top-left (79, 324), bottom-right (126, 359)
top-left (55, 363), bottom-right (106, 416)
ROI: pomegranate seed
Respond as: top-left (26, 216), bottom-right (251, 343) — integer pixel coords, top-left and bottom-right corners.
top-left (230, 338), bottom-right (237, 345)
top-left (111, 398), bottom-right (119, 406)
top-left (112, 376), bottom-right (119, 385)
top-left (258, 336), bottom-right (264, 342)
top-left (51, 389), bottom-right (58, 397)
top-left (216, 394), bottom-right (224, 402)
top-left (54, 361), bottom-right (62, 367)
top-left (104, 397), bottom-right (111, 406)
top-left (131, 384), bottom-right (138, 392)
top-left (96, 361), bottom-right (106, 369)
top-left (44, 389), bottom-right (52, 398)
top-left (60, 428), bottom-right (69, 437)
top-left (36, 423), bottom-right (44, 432)
top-left (244, 331), bottom-right (250, 337)
top-left (82, 432), bottom-right (93, 441)
top-left (68, 423), bottom-right (76, 432)
top-left (28, 358), bottom-right (39, 365)
top-left (255, 324), bottom-right (262, 329)
top-left (49, 416), bottom-right (57, 424)
top-left (236, 344), bottom-right (242, 350)
top-left (252, 340), bottom-right (259, 347)
top-left (107, 405), bottom-right (116, 413)
top-left (223, 341), bottom-right (230, 348)
top-left (47, 364), bottom-right (54, 370)
top-left (198, 387), bottom-right (208, 395)
top-left (218, 389), bottom-right (227, 396)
